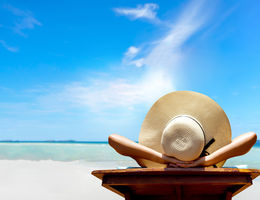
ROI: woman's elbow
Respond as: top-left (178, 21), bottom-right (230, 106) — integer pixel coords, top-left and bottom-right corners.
top-left (108, 134), bottom-right (119, 147)
top-left (247, 132), bottom-right (257, 145)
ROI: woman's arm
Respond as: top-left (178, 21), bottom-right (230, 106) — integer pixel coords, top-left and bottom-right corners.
top-left (176, 132), bottom-right (257, 167)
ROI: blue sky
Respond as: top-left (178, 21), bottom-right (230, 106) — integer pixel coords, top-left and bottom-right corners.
top-left (0, 0), bottom-right (259, 141)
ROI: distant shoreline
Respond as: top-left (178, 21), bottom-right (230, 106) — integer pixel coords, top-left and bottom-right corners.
top-left (0, 140), bottom-right (109, 144)
top-left (0, 140), bottom-right (259, 145)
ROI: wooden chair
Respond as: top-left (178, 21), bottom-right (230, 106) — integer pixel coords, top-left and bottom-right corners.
top-left (92, 168), bottom-right (260, 200)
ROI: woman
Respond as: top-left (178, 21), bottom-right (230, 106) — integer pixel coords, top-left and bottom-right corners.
top-left (108, 132), bottom-right (257, 168)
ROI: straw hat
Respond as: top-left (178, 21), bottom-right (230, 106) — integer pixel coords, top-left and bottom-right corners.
top-left (138, 91), bottom-right (231, 168)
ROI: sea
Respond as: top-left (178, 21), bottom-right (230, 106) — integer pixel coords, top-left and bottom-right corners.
top-left (0, 141), bottom-right (259, 169)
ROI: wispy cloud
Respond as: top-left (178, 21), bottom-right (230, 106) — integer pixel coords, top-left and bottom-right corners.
top-left (0, 40), bottom-right (19, 52)
top-left (4, 4), bottom-right (42, 36)
top-left (41, 77), bottom-right (173, 112)
top-left (142, 0), bottom-right (208, 70)
top-left (123, 46), bottom-right (144, 67)
top-left (34, 0), bottom-right (210, 112)
top-left (124, 46), bottom-right (140, 58)
top-left (232, 91), bottom-right (240, 96)
top-left (114, 3), bottom-right (159, 21)
top-left (202, 3), bottom-right (239, 38)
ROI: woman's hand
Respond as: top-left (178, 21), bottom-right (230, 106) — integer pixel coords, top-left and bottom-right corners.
top-left (175, 157), bottom-right (206, 168)
top-left (162, 154), bottom-right (196, 167)
top-left (163, 154), bottom-right (207, 168)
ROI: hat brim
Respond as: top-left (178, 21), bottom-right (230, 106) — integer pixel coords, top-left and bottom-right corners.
top-left (138, 91), bottom-right (231, 168)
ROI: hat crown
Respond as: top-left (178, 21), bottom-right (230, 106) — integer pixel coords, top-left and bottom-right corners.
top-left (161, 115), bottom-right (205, 161)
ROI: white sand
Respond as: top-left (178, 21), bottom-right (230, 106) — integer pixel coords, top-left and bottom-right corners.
top-left (0, 160), bottom-right (122, 200)
top-left (0, 160), bottom-right (259, 200)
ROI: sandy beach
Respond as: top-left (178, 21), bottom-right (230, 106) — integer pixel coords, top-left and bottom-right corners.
top-left (0, 160), bottom-right (259, 200)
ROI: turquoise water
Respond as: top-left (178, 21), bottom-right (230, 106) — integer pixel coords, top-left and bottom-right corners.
top-left (0, 142), bottom-right (259, 168)
top-left (0, 143), bottom-right (125, 161)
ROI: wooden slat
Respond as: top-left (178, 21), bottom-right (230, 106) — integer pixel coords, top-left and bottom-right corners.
top-left (226, 191), bottom-right (232, 200)
top-left (92, 168), bottom-right (260, 179)
top-left (103, 174), bottom-right (250, 186)
top-left (176, 185), bottom-right (182, 200)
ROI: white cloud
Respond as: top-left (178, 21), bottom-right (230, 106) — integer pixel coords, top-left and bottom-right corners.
top-left (0, 40), bottom-right (19, 52)
top-left (4, 4), bottom-right (42, 36)
top-left (38, 75), bottom-right (174, 112)
top-left (114, 3), bottom-right (159, 20)
top-left (130, 58), bottom-right (144, 68)
top-left (124, 46), bottom-right (140, 58)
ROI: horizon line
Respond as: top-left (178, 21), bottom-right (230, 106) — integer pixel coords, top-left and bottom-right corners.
top-left (0, 140), bottom-right (259, 144)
